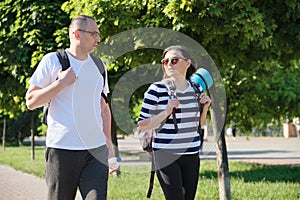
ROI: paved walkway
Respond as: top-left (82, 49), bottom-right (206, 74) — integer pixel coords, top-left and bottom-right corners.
top-left (0, 165), bottom-right (81, 200)
top-left (118, 135), bottom-right (300, 166)
top-left (0, 164), bottom-right (47, 200)
top-left (204, 136), bottom-right (300, 166)
top-left (1, 136), bottom-right (299, 200)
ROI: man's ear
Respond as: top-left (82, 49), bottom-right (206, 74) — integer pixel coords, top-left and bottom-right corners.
top-left (73, 30), bottom-right (81, 40)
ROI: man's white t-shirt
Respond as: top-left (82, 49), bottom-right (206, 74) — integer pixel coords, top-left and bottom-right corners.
top-left (29, 50), bottom-right (109, 150)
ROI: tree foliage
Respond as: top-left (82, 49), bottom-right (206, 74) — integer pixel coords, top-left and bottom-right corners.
top-left (62, 0), bottom-right (300, 133)
top-left (0, 0), bottom-right (300, 140)
top-left (0, 0), bottom-right (69, 142)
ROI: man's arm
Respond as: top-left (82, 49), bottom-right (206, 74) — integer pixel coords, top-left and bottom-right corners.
top-left (26, 68), bottom-right (77, 110)
top-left (101, 97), bottom-right (115, 158)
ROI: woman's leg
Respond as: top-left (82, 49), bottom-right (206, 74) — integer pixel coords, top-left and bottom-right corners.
top-left (180, 154), bottom-right (200, 200)
top-left (154, 151), bottom-right (184, 200)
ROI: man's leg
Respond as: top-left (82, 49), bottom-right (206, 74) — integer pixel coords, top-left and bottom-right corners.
top-left (45, 148), bottom-right (84, 200)
top-left (79, 145), bottom-right (108, 200)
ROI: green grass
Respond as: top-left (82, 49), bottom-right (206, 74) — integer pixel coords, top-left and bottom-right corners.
top-left (1, 146), bottom-right (300, 199)
top-left (0, 146), bottom-right (45, 177)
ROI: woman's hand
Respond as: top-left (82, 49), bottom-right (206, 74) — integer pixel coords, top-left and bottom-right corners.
top-left (139, 98), bottom-right (179, 132)
top-left (199, 93), bottom-right (211, 109)
top-left (199, 93), bottom-right (211, 126)
top-left (166, 98), bottom-right (179, 115)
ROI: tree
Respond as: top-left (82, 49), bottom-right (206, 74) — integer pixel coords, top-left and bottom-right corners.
top-left (159, 0), bottom-right (300, 132)
top-left (1, 0), bottom-right (300, 198)
top-left (60, 0), bottom-right (300, 132)
top-left (0, 0), bottom-right (70, 143)
top-left (61, 1), bottom-right (300, 199)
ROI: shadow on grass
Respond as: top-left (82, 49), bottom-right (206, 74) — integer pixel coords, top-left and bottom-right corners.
top-left (201, 162), bottom-right (300, 184)
top-left (202, 149), bottom-right (299, 157)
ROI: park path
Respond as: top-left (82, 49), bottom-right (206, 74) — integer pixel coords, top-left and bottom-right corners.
top-left (118, 136), bottom-right (300, 166)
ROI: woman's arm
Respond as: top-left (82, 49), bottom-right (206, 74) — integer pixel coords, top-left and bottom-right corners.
top-left (199, 93), bottom-right (211, 126)
top-left (138, 98), bottom-right (179, 132)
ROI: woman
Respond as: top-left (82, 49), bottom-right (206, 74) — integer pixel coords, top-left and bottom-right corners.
top-left (138, 45), bottom-right (211, 200)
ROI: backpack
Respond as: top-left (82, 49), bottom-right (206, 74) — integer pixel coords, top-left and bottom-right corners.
top-left (137, 128), bottom-right (154, 153)
top-left (138, 79), bottom-right (204, 198)
top-left (42, 50), bottom-right (106, 125)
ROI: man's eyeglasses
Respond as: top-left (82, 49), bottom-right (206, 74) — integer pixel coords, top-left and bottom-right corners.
top-left (77, 29), bottom-right (99, 39)
top-left (161, 57), bottom-right (187, 66)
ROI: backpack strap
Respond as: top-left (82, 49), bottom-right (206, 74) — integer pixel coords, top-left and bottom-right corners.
top-left (91, 54), bottom-right (106, 84)
top-left (91, 54), bottom-right (108, 103)
top-left (42, 50), bottom-right (71, 125)
top-left (56, 50), bottom-right (106, 86)
top-left (189, 80), bottom-right (203, 113)
top-left (43, 51), bottom-right (107, 125)
top-left (56, 50), bottom-right (70, 71)
top-left (162, 79), bottom-right (178, 132)
top-left (189, 80), bottom-right (205, 147)
top-left (146, 155), bottom-right (155, 198)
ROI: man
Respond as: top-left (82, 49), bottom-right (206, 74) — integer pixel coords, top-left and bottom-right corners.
top-left (26, 15), bottom-right (114, 200)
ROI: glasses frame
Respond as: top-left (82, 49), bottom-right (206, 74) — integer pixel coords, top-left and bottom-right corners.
top-left (77, 29), bottom-right (99, 39)
top-left (161, 57), bottom-right (187, 66)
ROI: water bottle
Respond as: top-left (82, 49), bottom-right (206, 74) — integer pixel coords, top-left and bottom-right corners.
top-left (108, 157), bottom-right (121, 174)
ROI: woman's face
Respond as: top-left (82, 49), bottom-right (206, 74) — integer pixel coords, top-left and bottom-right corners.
top-left (162, 50), bottom-right (190, 78)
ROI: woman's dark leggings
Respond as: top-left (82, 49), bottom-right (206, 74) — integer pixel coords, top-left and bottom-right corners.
top-left (154, 151), bottom-right (200, 200)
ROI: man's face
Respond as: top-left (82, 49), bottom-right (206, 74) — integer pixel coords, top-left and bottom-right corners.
top-left (77, 19), bottom-right (100, 53)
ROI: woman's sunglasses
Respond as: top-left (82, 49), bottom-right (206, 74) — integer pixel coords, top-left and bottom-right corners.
top-left (161, 57), bottom-right (186, 66)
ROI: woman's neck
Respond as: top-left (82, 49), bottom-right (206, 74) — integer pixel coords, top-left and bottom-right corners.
top-left (171, 76), bottom-right (189, 91)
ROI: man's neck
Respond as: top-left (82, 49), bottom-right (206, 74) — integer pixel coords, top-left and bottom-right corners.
top-left (67, 47), bottom-right (88, 61)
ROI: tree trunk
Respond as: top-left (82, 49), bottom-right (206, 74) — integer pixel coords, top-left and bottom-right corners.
top-left (2, 118), bottom-right (6, 151)
top-left (30, 111), bottom-right (35, 160)
top-left (216, 130), bottom-right (231, 200)
top-left (18, 131), bottom-right (22, 146)
top-left (209, 83), bottom-right (231, 200)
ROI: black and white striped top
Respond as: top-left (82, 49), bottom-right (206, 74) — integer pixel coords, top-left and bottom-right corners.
top-left (138, 80), bottom-right (201, 155)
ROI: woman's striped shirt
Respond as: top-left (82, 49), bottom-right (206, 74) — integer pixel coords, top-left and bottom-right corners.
top-left (138, 80), bottom-right (201, 155)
